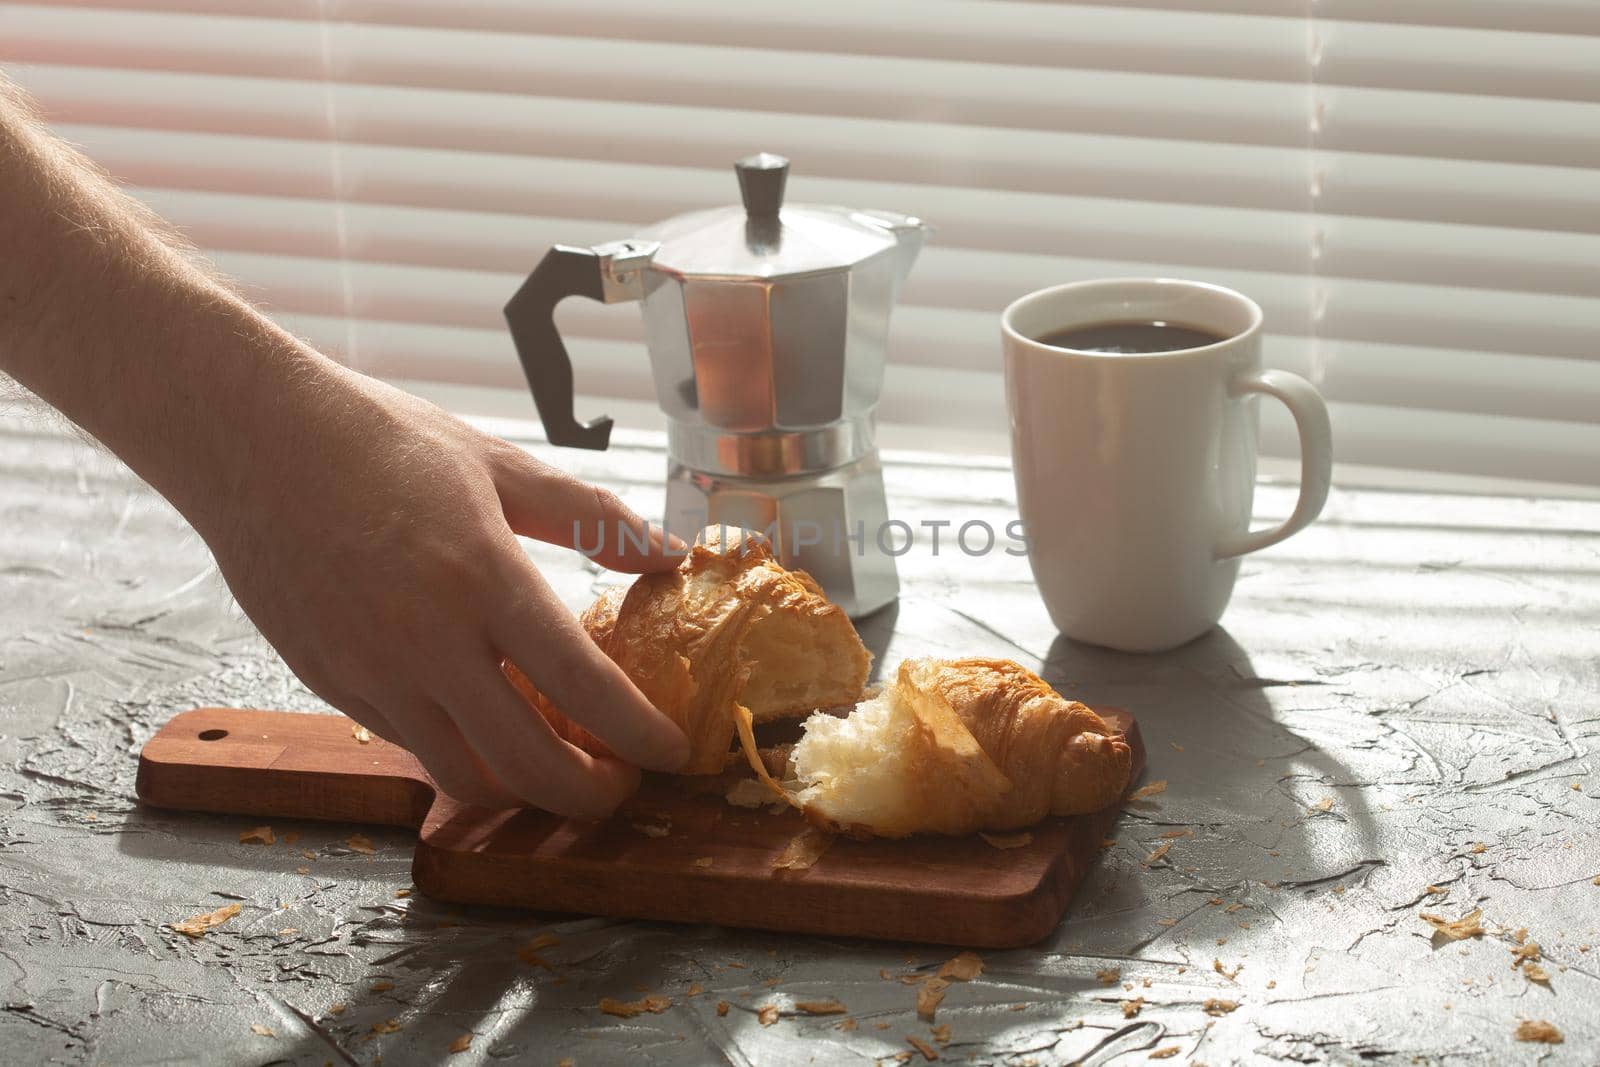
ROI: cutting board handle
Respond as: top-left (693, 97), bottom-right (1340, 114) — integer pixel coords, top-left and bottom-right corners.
top-left (137, 707), bottom-right (436, 829)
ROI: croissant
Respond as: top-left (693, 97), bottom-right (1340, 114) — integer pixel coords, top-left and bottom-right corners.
top-left (783, 657), bottom-right (1132, 837)
top-left (507, 527), bottom-right (871, 775)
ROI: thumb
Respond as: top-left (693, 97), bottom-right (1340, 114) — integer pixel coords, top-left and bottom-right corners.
top-left (494, 450), bottom-right (686, 573)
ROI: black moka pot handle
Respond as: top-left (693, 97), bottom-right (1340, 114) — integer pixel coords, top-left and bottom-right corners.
top-left (503, 240), bottom-right (656, 450)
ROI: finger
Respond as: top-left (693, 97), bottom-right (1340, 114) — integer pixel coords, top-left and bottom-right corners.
top-left (500, 657), bottom-right (619, 760)
top-left (492, 449), bottom-right (685, 573)
top-left (337, 698), bottom-right (406, 749)
top-left (292, 676), bottom-right (414, 753)
top-left (369, 698), bottom-right (523, 810)
top-left (441, 656), bottom-right (641, 821)
top-left (492, 559), bottom-right (691, 772)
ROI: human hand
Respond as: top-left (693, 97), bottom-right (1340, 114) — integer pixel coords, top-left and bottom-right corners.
top-left (186, 362), bottom-right (689, 818)
top-left (0, 75), bottom-right (680, 814)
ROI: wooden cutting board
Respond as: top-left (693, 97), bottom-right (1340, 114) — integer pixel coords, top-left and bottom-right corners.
top-left (136, 706), bottom-right (1145, 948)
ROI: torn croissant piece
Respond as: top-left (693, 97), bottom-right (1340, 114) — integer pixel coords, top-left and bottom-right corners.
top-left (787, 657), bottom-right (1132, 837)
top-left (507, 527), bottom-right (871, 775)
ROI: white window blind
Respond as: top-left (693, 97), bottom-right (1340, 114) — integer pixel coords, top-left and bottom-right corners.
top-left (2, 1), bottom-right (1597, 486)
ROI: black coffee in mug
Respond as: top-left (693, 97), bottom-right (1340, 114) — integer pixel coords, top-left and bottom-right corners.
top-left (1035, 320), bottom-right (1227, 354)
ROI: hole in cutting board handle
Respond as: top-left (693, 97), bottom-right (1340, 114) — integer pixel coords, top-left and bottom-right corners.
top-left (198, 729), bottom-right (228, 741)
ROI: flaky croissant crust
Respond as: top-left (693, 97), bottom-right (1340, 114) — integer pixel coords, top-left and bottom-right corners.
top-left (915, 657), bottom-right (1133, 826)
top-left (509, 529), bottom-right (870, 776)
top-left (794, 657), bottom-right (1133, 838)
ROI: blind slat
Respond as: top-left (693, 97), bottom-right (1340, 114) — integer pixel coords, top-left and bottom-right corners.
top-left (1, 14), bottom-right (1310, 146)
top-left (130, 179), bottom-right (1312, 278)
top-left (9, 62), bottom-right (1312, 178)
top-left (8, 1), bottom-right (1309, 80)
top-left (1317, 1), bottom-right (1600, 36)
top-left (1318, 19), bottom-right (1600, 101)
top-left (1320, 86), bottom-right (1600, 170)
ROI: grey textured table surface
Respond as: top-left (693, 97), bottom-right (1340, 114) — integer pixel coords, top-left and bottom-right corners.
top-left (1, 399), bottom-right (1597, 1067)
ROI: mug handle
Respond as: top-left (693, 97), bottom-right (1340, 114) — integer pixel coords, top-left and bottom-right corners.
top-left (1214, 368), bottom-right (1333, 559)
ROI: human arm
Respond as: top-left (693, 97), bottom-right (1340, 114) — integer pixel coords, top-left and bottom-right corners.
top-left (0, 74), bottom-right (689, 817)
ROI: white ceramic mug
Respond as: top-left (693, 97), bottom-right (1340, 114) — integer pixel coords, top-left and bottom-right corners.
top-left (1002, 278), bottom-right (1332, 652)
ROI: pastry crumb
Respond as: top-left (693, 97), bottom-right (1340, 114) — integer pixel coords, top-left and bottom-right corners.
top-left (906, 1034), bottom-right (940, 1061)
top-left (938, 951), bottom-right (983, 981)
top-left (795, 999), bottom-right (847, 1015)
top-left (370, 980), bottom-right (394, 993)
top-left (599, 995), bottom-right (671, 1018)
top-left (371, 1018), bottom-right (403, 1034)
top-left (716, 1001), bottom-right (730, 1016)
top-left (1515, 1020), bottom-right (1562, 1044)
top-left (1213, 958), bottom-right (1242, 981)
top-left (239, 825), bottom-right (274, 845)
top-left (1421, 908), bottom-right (1484, 943)
top-left (1143, 842), bottom-right (1174, 866)
top-left (1150, 1048), bottom-right (1180, 1060)
top-left (171, 902), bottom-right (241, 938)
top-left (724, 778), bottom-right (784, 809)
top-left (346, 833), bottom-right (376, 855)
top-left (1095, 968), bottom-right (1120, 986)
top-left (352, 724), bottom-right (372, 744)
top-left (979, 831), bottom-right (1032, 850)
top-left (1129, 780), bottom-right (1168, 801)
top-left (448, 1032), bottom-right (472, 1054)
top-left (1121, 997), bottom-right (1144, 1018)
top-left (916, 978), bottom-right (949, 1021)
top-left (250, 1024), bottom-right (275, 1037)
top-left (1203, 998), bottom-right (1239, 1016)
top-left (757, 1004), bottom-right (779, 1026)
top-left (773, 828), bottom-right (833, 871)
